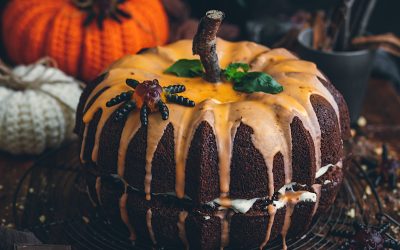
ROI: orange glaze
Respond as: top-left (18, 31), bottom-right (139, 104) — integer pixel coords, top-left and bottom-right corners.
top-left (146, 209), bottom-right (157, 244)
top-left (177, 211), bottom-right (189, 248)
top-left (82, 39), bottom-right (340, 201)
top-left (260, 204), bottom-right (277, 248)
top-left (120, 192), bottom-right (136, 241)
top-left (81, 38), bottom-right (342, 246)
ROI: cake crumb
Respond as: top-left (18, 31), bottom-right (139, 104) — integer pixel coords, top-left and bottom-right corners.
top-left (365, 186), bottom-right (372, 195)
top-left (374, 147), bottom-right (383, 156)
top-left (346, 208), bottom-right (355, 218)
top-left (39, 215), bottom-right (46, 223)
top-left (357, 116), bottom-right (367, 127)
top-left (350, 129), bottom-right (356, 137)
top-left (204, 216), bottom-right (211, 220)
top-left (82, 216), bottom-right (90, 224)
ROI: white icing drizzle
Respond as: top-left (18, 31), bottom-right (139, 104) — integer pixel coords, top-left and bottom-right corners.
top-left (213, 197), bottom-right (259, 214)
top-left (316, 160), bottom-right (343, 179)
top-left (315, 163), bottom-right (335, 179)
top-left (298, 192), bottom-right (317, 202)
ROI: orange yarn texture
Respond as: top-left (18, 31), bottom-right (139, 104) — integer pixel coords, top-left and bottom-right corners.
top-left (2, 0), bottom-right (169, 82)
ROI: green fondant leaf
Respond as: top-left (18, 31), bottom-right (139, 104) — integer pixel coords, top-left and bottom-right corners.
top-left (233, 72), bottom-right (284, 94)
top-left (223, 63), bottom-right (250, 82)
top-left (164, 59), bottom-right (204, 77)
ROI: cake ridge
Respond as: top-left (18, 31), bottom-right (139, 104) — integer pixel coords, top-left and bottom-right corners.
top-left (78, 38), bottom-right (349, 248)
top-left (81, 39), bottom-right (342, 200)
top-left (91, 160), bottom-right (342, 248)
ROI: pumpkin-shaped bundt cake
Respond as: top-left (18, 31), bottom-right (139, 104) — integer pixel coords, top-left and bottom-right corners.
top-left (76, 10), bottom-right (350, 249)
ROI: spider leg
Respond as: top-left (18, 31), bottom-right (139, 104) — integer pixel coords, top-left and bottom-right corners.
top-left (164, 85), bottom-right (186, 94)
top-left (166, 94), bottom-right (195, 107)
top-left (116, 7), bottom-right (132, 19)
top-left (158, 100), bottom-right (169, 120)
top-left (384, 239), bottom-right (400, 249)
top-left (126, 79), bottom-right (139, 89)
top-left (114, 101), bottom-right (136, 121)
top-left (106, 91), bottom-right (134, 107)
top-left (83, 10), bottom-right (96, 27)
top-left (140, 105), bottom-right (149, 126)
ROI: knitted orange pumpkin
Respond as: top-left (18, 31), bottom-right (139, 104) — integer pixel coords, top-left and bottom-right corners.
top-left (2, 0), bottom-right (169, 82)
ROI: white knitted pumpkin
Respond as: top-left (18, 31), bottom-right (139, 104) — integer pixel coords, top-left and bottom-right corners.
top-left (0, 58), bottom-right (82, 155)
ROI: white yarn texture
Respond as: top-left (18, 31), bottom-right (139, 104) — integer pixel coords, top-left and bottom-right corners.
top-left (0, 64), bottom-right (82, 155)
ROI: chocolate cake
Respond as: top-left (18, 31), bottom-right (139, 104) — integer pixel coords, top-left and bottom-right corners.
top-left (75, 29), bottom-right (350, 248)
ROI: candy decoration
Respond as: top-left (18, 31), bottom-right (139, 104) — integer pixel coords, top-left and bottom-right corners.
top-left (0, 58), bottom-right (82, 155)
top-left (163, 84), bottom-right (186, 94)
top-left (106, 79), bottom-right (195, 126)
top-left (157, 101), bottom-right (169, 120)
top-left (165, 94), bottom-right (195, 107)
top-left (106, 91), bottom-right (133, 107)
top-left (140, 105), bottom-right (149, 126)
top-left (2, 0), bottom-right (169, 82)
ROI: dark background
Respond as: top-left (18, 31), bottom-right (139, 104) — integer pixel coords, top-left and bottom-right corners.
top-left (189, 0), bottom-right (400, 36)
top-left (0, 0), bottom-right (399, 64)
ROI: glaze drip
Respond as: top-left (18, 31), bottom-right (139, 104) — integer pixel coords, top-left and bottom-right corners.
top-left (80, 39), bottom-right (343, 247)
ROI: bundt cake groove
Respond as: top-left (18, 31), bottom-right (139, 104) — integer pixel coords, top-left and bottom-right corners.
top-left (77, 39), bottom-right (350, 248)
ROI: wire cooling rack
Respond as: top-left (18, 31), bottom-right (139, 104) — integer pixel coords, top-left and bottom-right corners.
top-left (12, 141), bottom-right (399, 249)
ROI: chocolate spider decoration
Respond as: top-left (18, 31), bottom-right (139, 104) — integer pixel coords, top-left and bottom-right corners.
top-left (72, 0), bottom-right (131, 28)
top-left (331, 221), bottom-right (399, 249)
top-left (106, 79), bottom-right (195, 126)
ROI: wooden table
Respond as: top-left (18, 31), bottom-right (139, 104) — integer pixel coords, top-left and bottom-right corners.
top-left (0, 78), bottom-right (399, 229)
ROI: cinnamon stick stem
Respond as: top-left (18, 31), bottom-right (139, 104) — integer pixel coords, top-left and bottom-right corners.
top-left (193, 10), bottom-right (224, 83)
